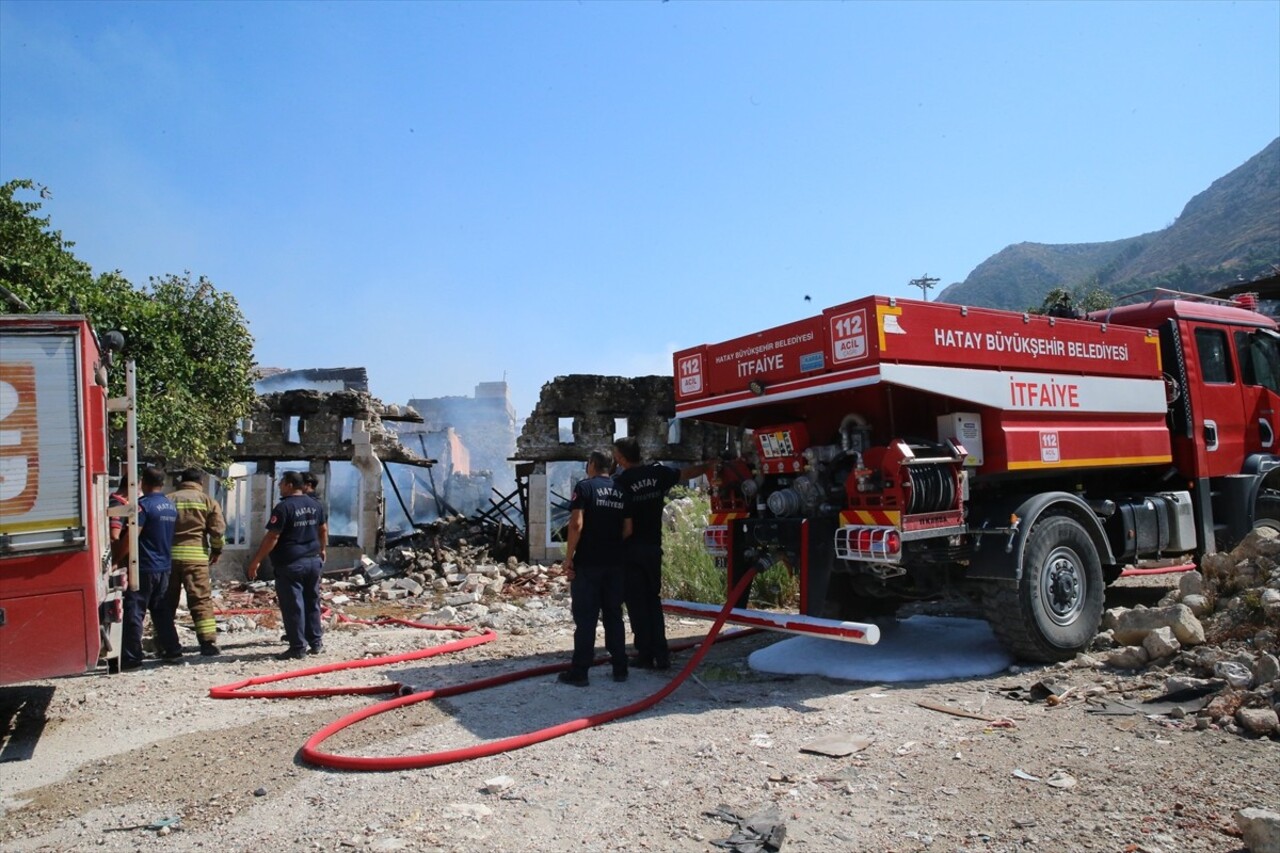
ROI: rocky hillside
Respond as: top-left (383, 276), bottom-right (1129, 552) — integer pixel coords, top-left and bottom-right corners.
top-left (938, 137), bottom-right (1280, 310)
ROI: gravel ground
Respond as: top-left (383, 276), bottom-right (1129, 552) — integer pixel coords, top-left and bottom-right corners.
top-left (1, 578), bottom-right (1276, 853)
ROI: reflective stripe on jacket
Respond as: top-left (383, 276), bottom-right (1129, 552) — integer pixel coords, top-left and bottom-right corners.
top-left (170, 483), bottom-right (227, 562)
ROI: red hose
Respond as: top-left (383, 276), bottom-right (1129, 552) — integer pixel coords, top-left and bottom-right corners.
top-left (208, 615), bottom-right (494, 700)
top-left (209, 569), bottom-right (759, 771)
top-left (1119, 563), bottom-right (1196, 576)
top-left (299, 567), bottom-right (759, 771)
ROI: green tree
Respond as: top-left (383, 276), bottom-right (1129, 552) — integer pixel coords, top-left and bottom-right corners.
top-left (1033, 285), bottom-right (1114, 318)
top-left (1, 179), bottom-right (256, 467)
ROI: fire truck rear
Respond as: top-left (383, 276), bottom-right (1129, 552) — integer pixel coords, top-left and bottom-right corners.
top-left (0, 314), bottom-right (134, 684)
top-left (673, 290), bottom-right (1280, 662)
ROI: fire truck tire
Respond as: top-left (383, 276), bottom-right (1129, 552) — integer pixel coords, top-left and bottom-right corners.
top-left (984, 513), bottom-right (1104, 663)
top-left (1254, 495), bottom-right (1280, 535)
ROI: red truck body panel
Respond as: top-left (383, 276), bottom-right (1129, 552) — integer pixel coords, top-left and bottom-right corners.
top-left (0, 315), bottom-right (110, 685)
top-left (676, 295), bottom-right (1173, 477)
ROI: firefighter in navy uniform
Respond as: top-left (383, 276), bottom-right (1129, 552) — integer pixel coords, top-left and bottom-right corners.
top-left (612, 436), bottom-right (710, 670)
top-left (558, 450), bottom-right (628, 686)
top-left (121, 467), bottom-right (181, 669)
top-left (246, 471), bottom-right (328, 660)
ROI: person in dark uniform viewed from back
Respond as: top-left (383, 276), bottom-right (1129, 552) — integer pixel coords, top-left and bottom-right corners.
top-left (246, 470), bottom-right (328, 660)
top-left (301, 471), bottom-right (320, 499)
top-left (121, 466), bottom-right (181, 669)
top-left (558, 450), bottom-right (628, 686)
top-left (612, 436), bottom-right (710, 670)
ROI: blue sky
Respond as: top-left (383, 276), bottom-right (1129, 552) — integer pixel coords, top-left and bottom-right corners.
top-left (2, 0), bottom-right (1277, 421)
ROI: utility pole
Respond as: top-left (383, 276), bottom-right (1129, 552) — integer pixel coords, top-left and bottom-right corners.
top-left (909, 274), bottom-right (940, 301)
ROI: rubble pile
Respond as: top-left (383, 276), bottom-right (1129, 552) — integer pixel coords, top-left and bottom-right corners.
top-left (323, 515), bottom-right (570, 634)
top-left (209, 515), bottom-right (572, 636)
top-left (1083, 528), bottom-right (1280, 739)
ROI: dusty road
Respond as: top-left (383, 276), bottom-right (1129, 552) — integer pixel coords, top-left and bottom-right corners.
top-left (1, 579), bottom-right (1276, 853)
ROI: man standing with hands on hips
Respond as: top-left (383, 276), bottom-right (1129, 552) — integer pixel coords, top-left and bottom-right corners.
top-left (247, 471), bottom-right (328, 660)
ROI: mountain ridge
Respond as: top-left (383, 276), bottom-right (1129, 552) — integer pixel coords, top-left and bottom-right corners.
top-left (937, 137), bottom-right (1280, 310)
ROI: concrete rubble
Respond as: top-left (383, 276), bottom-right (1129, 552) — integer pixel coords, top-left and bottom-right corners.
top-left (1072, 528), bottom-right (1280, 742)
top-left (1236, 807), bottom-right (1280, 853)
top-left (210, 513), bottom-right (574, 637)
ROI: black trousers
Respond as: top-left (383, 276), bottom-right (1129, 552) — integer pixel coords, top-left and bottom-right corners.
top-left (569, 562), bottom-right (626, 675)
top-left (123, 571), bottom-right (180, 665)
top-left (275, 556), bottom-right (324, 652)
top-left (623, 541), bottom-right (668, 665)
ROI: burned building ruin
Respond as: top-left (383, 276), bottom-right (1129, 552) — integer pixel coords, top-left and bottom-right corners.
top-left (211, 383), bottom-right (431, 582)
top-left (514, 374), bottom-right (727, 563)
top-left (208, 370), bottom-right (726, 576)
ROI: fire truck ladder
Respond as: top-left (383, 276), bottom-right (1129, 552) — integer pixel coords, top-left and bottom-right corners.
top-left (103, 360), bottom-right (139, 673)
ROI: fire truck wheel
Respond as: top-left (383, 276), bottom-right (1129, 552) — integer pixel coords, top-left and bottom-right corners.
top-left (984, 513), bottom-right (1104, 663)
top-left (1254, 495), bottom-right (1280, 536)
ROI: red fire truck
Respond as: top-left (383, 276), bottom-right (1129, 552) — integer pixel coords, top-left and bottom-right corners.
top-left (672, 289), bottom-right (1279, 662)
top-left (0, 314), bottom-right (135, 684)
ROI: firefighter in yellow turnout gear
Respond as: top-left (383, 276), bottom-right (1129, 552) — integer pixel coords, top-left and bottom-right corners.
top-left (167, 468), bottom-right (227, 656)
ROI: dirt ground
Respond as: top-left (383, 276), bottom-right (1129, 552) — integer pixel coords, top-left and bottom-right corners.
top-left (1, 576), bottom-right (1276, 853)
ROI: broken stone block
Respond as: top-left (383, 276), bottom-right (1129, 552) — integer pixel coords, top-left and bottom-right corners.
top-left (1181, 593), bottom-right (1211, 618)
top-left (443, 802), bottom-right (493, 820)
top-left (431, 577), bottom-right (449, 591)
top-left (1199, 551), bottom-right (1239, 579)
top-left (1264, 589), bottom-right (1280, 620)
top-left (483, 775), bottom-right (515, 794)
top-left (444, 591), bottom-right (481, 607)
top-left (1089, 629), bottom-right (1117, 652)
top-left (1164, 675), bottom-right (1218, 694)
top-left (390, 577), bottom-right (424, 596)
top-left (486, 577), bottom-right (505, 595)
top-left (381, 588), bottom-right (409, 601)
top-left (1236, 707), bottom-right (1280, 736)
top-left (458, 603), bottom-right (490, 620)
top-left (1235, 807), bottom-right (1280, 853)
top-left (1102, 604), bottom-right (1204, 646)
top-left (1142, 626), bottom-right (1180, 660)
top-left (1103, 645), bottom-right (1149, 669)
top-left (1178, 570), bottom-right (1204, 597)
top-left (1255, 654), bottom-right (1280, 688)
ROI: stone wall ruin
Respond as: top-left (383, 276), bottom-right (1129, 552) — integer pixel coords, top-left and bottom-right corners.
top-left (514, 374), bottom-right (728, 562)
top-left (212, 388), bottom-right (430, 582)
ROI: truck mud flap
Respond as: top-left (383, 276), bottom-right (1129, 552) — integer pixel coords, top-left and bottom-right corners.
top-left (966, 492), bottom-right (1114, 582)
